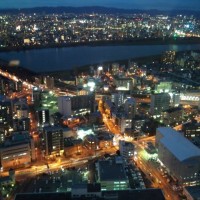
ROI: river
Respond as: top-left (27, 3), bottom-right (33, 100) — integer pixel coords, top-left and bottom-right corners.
top-left (0, 44), bottom-right (199, 72)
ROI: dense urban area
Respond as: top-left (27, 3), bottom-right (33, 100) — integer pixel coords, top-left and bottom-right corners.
top-left (0, 12), bottom-right (200, 50)
top-left (1, 9), bottom-right (200, 200)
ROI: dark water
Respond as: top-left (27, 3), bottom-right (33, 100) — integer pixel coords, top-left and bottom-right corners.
top-left (0, 44), bottom-right (200, 72)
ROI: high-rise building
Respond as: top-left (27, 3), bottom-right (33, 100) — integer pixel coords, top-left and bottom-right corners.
top-left (150, 93), bottom-right (170, 116)
top-left (124, 97), bottom-right (136, 119)
top-left (58, 96), bottom-right (72, 116)
top-left (0, 100), bottom-right (13, 128)
top-left (111, 92), bottom-right (125, 107)
top-left (36, 109), bottom-right (50, 127)
top-left (43, 126), bottom-right (64, 156)
top-left (13, 118), bottom-right (30, 132)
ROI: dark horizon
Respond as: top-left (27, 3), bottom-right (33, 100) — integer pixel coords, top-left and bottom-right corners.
top-left (0, 6), bottom-right (199, 17)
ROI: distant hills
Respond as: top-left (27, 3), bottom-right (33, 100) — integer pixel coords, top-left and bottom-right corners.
top-left (0, 6), bottom-right (199, 17)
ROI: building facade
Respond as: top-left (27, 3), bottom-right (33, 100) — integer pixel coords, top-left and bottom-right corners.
top-left (156, 127), bottom-right (200, 185)
top-left (43, 126), bottom-right (64, 156)
top-left (150, 93), bottom-right (170, 117)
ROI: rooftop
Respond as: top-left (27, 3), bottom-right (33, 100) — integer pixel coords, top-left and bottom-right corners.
top-left (98, 158), bottom-right (127, 181)
top-left (163, 107), bottom-right (182, 113)
top-left (185, 186), bottom-right (200, 199)
top-left (15, 193), bottom-right (70, 200)
top-left (43, 126), bottom-right (63, 132)
top-left (157, 127), bottom-right (200, 162)
top-left (14, 189), bottom-right (165, 200)
top-left (117, 189), bottom-right (165, 200)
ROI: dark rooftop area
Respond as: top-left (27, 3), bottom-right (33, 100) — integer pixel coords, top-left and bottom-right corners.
top-left (15, 192), bottom-right (71, 200)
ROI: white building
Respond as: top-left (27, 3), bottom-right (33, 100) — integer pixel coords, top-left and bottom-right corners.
top-left (58, 96), bottom-right (72, 116)
top-left (156, 127), bottom-right (200, 185)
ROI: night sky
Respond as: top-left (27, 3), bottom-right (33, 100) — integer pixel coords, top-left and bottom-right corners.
top-left (0, 0), bottom-right (200, 10)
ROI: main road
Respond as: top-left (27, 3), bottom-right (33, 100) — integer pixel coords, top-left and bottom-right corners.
top-left (134, 137), bottom-right (180, 200)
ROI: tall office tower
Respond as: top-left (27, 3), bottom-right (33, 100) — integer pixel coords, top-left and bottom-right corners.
top-left (58, 96), bottom-right (72, 116)
top-left (36, 109), bottom-right (50, 126)
top-left (43, 126), bottom-right (64, 156)
top-left (32, 87), bottom-right (42, 107)
top-left (111, 92), bottom-right (125, 107)
top-left (111, 63), bottom-right (120, 75)
top-left (150, 93), bottom-right (170, 116)
top-left (124, 97), bottom-right (136, 119)
top-left (44, 76), bottom-right (54, 89)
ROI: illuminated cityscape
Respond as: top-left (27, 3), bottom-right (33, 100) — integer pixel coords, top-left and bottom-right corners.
top-left (0, 11), bottom-right (200, 50)
top-left (0, 3), bottom-right (200, 200)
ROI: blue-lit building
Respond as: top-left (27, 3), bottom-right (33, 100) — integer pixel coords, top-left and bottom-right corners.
top-left (156, 127), bottom-right (200, 186)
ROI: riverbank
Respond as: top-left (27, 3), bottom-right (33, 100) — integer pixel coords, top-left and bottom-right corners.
top-left (44, 48), bottom-right (200, 79)
top-left (44, 54), bottom-right (162, 79)
top-left (1, 37), bottom-right (200, 53)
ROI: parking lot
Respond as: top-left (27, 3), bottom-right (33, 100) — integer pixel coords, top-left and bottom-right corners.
top-left (22, 168), bottom-right (86, 193)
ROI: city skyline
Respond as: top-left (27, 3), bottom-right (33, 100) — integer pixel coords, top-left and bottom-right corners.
top-left (0, 0), bottom-right (200, 10)
top-left (1, 1), bottom-right (200, 199)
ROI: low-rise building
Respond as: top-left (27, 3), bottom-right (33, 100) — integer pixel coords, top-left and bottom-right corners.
top-left (156, 127), bottom-right (200, 185)
top-left (0, 132), bottom-right (35, 169)
top-left (182, 121), bottom-right (200, 138)
top-left (96, 156), bottom-right (129, 191)
top-left (71, 183), bottom-right (101, 199)
top-left (161, 107), bottom-right (183, 125)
